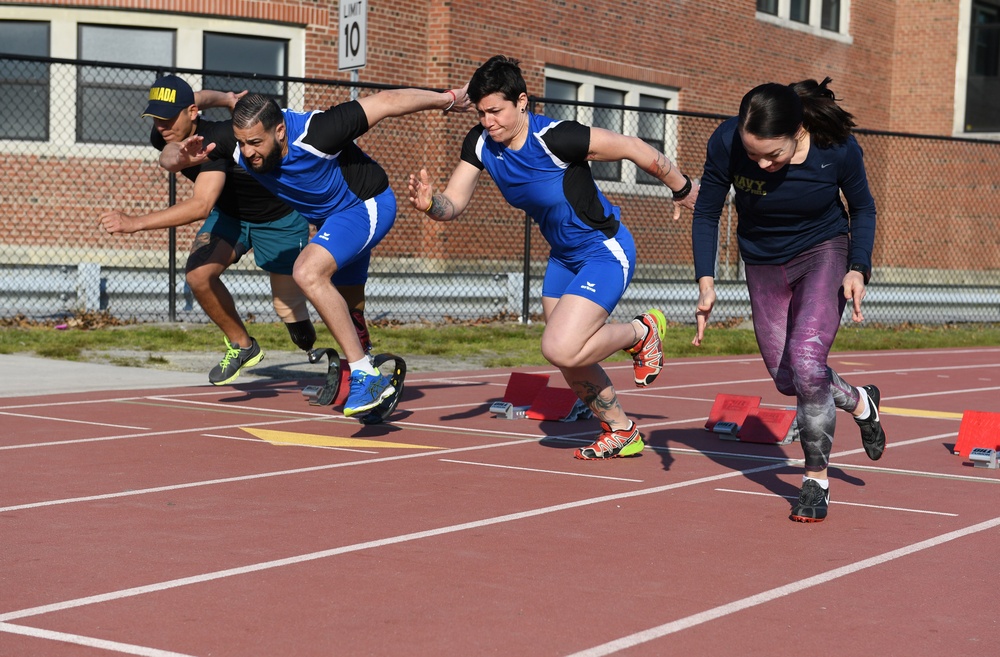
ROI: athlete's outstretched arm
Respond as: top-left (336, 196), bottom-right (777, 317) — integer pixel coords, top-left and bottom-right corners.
top-left (408, 161), bottom-right (481, 222)
top-left (358, 84), bottom-right (472, 128)
top-left (100, 170), bottom-right (225, 234)
top-left (588, 127), bottom-right (699, 215)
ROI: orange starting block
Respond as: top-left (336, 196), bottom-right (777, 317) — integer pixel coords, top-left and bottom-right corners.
top-left (953, 410), bottom-right (1000, 459)
top-left (705, 394), bottom-right (762, 434)
top-left (735, 407), bottom-right (798, 445)
top-left (489, 372), bottom-right (591, 422)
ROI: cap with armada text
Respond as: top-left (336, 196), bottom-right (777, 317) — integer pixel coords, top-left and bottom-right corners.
top-left (141, 75), bottom-right (195, 119)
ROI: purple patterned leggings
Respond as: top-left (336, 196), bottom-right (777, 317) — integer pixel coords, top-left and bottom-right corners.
top-left (745, 235), bottom-right (861, 471)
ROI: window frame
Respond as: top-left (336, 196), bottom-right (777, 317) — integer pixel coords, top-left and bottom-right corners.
top-left (756, 0), bottom-right (852, 42)
top-left (0, 20), bottom-right (51, 141)
top-left (542, 67), bottom-right (680, 197)
top-left (956, 0), bottom-right (1000, 135)
top-left (0, 6), bottom-right (304, 158)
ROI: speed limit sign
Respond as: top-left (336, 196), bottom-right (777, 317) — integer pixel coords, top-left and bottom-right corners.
top-left (338, 0), bottom-right (367, 71)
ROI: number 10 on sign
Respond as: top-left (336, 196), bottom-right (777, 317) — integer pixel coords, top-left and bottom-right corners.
top-left (339, 0), bottom-right (367, 71)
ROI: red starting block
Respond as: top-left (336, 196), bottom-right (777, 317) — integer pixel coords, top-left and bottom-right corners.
top-left (525, 387), bottom-right (587, 422)
top-left (502, 372), bottom-right (550, 407)
top-left (953, 410), bottom-right (1000, 458)
top-left (705, 394), bottom-right (762, 434)
top-left (489, 372), bottom-right (590, 422)
top-left (735, 407), bottom-right (798, 444)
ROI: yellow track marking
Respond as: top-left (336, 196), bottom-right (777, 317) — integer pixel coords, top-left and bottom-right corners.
top-left (880, 406), bottom-right (964, 420)
top-left (243, 427), bottom-right (440, 449)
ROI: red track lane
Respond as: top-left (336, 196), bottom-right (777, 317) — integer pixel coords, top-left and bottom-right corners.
top-left (2, 347), bottom-right (999, 657)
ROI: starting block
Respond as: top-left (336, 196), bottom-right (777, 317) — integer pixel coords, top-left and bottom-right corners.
top-left (490, 401), bottom-right (528, 419)
top-left (302, 347), bottom-right (349, 406)
top-left (735, 407), bottom-right (798, 445)
top-left (953, 410), bottom-right (1000, 458)
top-left (488, 372), bottom-right (592, 422)
top-left (525, 387), bottom-right (590, 422)
top-left (969, 447), bottom-right (999, 469)
top-left (705, 394), bottom-right (761, 434)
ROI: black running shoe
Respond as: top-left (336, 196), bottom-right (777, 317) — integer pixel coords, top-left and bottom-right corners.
top-left (854, 384), bottom-right (886, 461)
top-left (790, 479), bottom-right (829, 523)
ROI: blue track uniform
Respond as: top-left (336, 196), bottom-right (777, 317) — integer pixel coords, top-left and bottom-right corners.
top-left (153, 119), bottom-right (309, 275)
top-left (208, 101), bottom-right (395, 286)
top-left (461, 113), bottom-right (635, 314)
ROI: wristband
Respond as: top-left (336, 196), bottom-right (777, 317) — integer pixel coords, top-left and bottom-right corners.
top-left (671, 174), bottom-right (692, 200)
top-left (425, 198), bottom-right (434, 213)
top-left (849, 263), bottom-right (871, 284)
top-left (444, 90), bottom-right (456, 112)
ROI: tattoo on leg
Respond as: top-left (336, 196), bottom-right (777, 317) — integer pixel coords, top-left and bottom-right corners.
top-left (571, 377), bottom-right (623, 423)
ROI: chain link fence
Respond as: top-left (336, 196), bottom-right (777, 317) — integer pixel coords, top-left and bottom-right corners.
top-left (2, 57), bottom-right (999, 326)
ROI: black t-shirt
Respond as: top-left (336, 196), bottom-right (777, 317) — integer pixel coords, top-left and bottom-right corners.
top-left (151, 118), bottom-right (294, 224)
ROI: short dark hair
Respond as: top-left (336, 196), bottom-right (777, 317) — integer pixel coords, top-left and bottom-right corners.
top-left (232, 93), bottom-right (284, 131)
top-left (468, 55), bottom-right (528, 104)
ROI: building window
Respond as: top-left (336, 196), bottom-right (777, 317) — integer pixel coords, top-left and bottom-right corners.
top-left (757, 0), bottom-right (779, 16)
top-left (636, 95), bottom-right (667, 185)
top-left (757, 0), bottom-right (849, 37)
top-left (965, 0), bottom-right (1000, 132)
top-left (202, 32), bottom-right (288, 122)
top-left (0, 21), bottom-right (49, 140)
top-left (542, 68), bottom-right (679, 194)
top-left (790, 0), bottom-right (810, 24)
top-left (78, 24), bottom-right (174, 144)
top-left (821, 0), bottom-right (841, 31)
top-left (591, 87), bottom-right (625, 182)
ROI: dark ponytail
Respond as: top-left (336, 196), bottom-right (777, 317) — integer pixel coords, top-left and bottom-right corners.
top-left (738, 77), bottom-right (856, 148)
top-left (790, 77), bottom-right (856, 148)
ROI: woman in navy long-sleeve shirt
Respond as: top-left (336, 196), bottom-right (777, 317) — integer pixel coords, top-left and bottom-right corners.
top-left (691, 78), bottom-right (887, 523)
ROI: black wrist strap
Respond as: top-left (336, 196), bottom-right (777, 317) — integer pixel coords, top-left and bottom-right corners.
top-left (671, 174), bottom-right (692, 201)
top-left (849, 263), bottom-right (871, 285)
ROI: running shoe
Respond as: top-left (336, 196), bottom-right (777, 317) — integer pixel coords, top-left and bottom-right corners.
top-left (209, 336), bottom-right (264, 385)
top-left (351, 308), bottom-right (373, 354)
top-left (626, 309), bottom-right (667, 387)
top-left (343, 370), bottom-right (396, 417)
top-left (854, 384), bottom-right (886, 461)
top-left (574, 421), bottom-right (645, 460)
top-left (789, 479), bottom-right (830, 523)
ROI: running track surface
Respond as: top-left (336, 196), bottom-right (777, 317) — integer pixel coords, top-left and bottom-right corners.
top-left (2, 347), bottom-right (999, 656)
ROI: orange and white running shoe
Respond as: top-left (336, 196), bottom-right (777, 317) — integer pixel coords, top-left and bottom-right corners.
top-left (574, 421), bottom-right (645, 460)
top-left (626, 309), bottom-right (667, 387)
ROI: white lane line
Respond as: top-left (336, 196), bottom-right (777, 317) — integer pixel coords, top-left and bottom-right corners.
top-left (0, 417), bottom-right (319, 451)
top-left (0, 622), bottom-right (196, 657)
top-left (0, 461), bottom-right (791, 623)
top-left (714, 488), bottom-right (959, 516)
top-left (440, 459), bottom-right (644, 483)
top-left (0, 437), bottom-right (536, 513)
top-left (564, 515), bottom-right (1000, 657)
top-left (0, 410), bottom-right (147, 430)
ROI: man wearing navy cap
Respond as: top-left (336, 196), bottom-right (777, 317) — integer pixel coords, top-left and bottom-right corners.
top-left (100, 75), bottom-right (373, 385)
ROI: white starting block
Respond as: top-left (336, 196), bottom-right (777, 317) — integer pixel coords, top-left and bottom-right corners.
top-left (490, 401), bottom-right (528, 419)
top-left (969, 447), bottom-right (999, 469)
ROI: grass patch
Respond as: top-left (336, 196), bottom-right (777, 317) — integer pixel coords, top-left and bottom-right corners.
top-left (2, 311), bottom-right (999, 368)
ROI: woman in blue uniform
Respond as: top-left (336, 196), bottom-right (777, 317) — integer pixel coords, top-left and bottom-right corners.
top-left (691, 78), bottom-right (887, 522)
top-left (408, 55), bottom-right (698, 460)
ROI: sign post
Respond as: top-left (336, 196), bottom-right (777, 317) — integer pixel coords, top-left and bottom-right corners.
top-left (339, 0), bottom-right (367, 90)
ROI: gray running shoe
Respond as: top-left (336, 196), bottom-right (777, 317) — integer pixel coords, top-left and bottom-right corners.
top-left (209, 337), bottom-right (264, 386)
